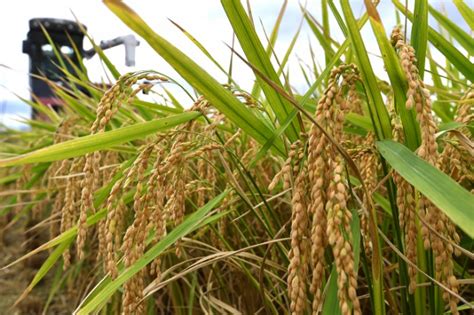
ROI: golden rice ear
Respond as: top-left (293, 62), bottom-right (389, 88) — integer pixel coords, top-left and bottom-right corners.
top-left (287, 140), bottom-right (309, 315)
top-left (76, 72), bottom-right (172, 262)
top-left (326, 153), bottom-right (361, 315)
top-left (357, 132), bottom-right (378, 255)
top-left (391, 27), bottom-right (460, 313)
top-left (146, 142), bottom-right (167, 280)
top-left (305, 64), bottom-right (364, 315)
top-left (394, 174), bottom-right (418, 293)
top-left (435, 92), bottom-right (473, 259)
top-left (120, 144), bottom-right (154, 315)
top-left (438, 89), bottom-right (474, 193)
top-left (46, 119), bottom-right (77, 238)
top-left (75, 76), bottom-right (126, 261)
top-left (59, 157), bottom-right (84, 269)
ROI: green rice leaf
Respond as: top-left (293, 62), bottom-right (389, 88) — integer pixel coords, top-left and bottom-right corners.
top-left (221, 0), bottom-right (301, 142)
top-left (327, 0), bottom-right (348, 36)
top-left (341, 0), bottom-right (392, 141)
top-left (169, 19), bottom-right (232, 83)
top-left (302, 5), bottom-right (371, 102)
top-left (411, 0), bottom-right (429, 78)
top-left (364, 0), bottom-right (421, 150)
top-left (346, 112), bottom-right (373, 132)
top-left (250, 0), bottom-right (288, 99)
top-left (428, 51), bottom-right (453, 122)
top-left (0, 112), bottom-right (200, 167)
top-left (429, 4), bottom-right (474, 56)
top-left (377, 140), bottom-right (474, 238)
top-left (322, 267), bottom-right (342, 315)
top-left (303, 9), bottom-right (336, 63)
top-left (78, 20), bottom-right (121, 80)
top-left (453, 0), bottom-right (474, 31)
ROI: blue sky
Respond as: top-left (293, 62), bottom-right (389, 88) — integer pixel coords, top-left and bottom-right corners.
top-left (0, 0), bottom-right (470, 129)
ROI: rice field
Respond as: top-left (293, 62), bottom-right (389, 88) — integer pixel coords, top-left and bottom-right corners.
top-left (0, 0), bottom-right (473, 314)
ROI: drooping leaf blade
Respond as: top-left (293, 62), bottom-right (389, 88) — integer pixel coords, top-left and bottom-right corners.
top-left (377, 140), bottom-right (474, 238)
top-left (0, 112), bottom-right (200, 167)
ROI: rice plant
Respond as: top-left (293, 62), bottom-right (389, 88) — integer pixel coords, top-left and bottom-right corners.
top-left (1, 0), bottom-right (473, 314)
